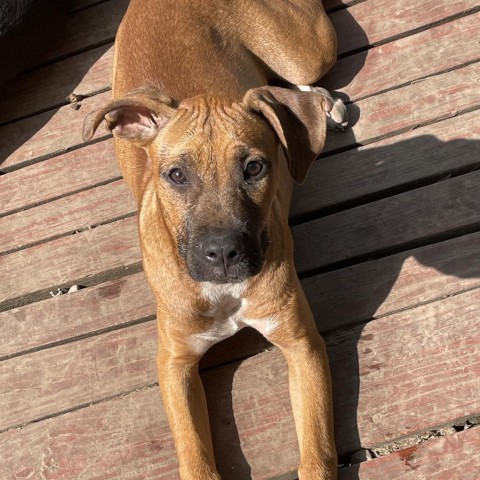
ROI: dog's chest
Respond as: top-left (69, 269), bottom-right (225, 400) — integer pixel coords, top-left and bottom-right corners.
top-left (189, 283), bottom-right (278, 354)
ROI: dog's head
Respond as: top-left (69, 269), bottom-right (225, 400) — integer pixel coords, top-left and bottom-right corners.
top-left (84, 86), bottom-right (330, 284)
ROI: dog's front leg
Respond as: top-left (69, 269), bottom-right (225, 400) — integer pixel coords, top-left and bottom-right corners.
top-left (282, 334), bottom-right (337, 480)
top-left (156, 342), bottom-right (221, 480)
top-left (267, 294), bottom-right (337, 480)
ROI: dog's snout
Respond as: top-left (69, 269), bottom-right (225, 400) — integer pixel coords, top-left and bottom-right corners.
top-left (201, 232), bottom-right (245, 269)
top-left (184, 227), bottom-right (264, 283)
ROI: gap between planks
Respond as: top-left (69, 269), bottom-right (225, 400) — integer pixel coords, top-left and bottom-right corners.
top-left (339, 426), bottom-right (480, 480)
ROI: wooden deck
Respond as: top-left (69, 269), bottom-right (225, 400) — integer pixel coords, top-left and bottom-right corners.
top-left (1, 0), bottom-right (480, 478)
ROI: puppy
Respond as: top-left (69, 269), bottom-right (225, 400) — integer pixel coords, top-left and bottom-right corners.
top-left (84, 1), bottom-right (346, 478)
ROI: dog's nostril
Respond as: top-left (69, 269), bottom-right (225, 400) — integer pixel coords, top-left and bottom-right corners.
top-left (199, 232), bottom-right (246, 270)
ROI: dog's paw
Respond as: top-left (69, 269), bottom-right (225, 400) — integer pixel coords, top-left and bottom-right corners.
top-left (298, 85), bottom-right (348, 131)
top-left (314, 87), bottom-right (349, 131)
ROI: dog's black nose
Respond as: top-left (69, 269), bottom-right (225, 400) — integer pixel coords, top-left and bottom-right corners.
top-left (186, 227), bottom-right (265, 283)
top-left (201, 232), bottom-right (245, 269)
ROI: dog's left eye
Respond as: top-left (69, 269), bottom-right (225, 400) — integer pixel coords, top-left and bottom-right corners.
top-left (244, 160), bottom-right (264, 182)
top-left (168, 168), bottom-right (188, 185)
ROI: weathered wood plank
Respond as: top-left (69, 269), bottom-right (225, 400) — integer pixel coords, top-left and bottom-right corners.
top-left (43, 0), bottom-right (128, 65)
top-left (1, 386), bottom-right (181, 480)
top-left (340, 428), bottom-right (480, 480)
top-left (329, 288), bottom-right (480, 451)
top-left (303, 230), bottom-right (480, 332)
top-left (0, 139), bottom-right (118, 216)
top-left (293, 168), bottom-right (480, 273)
top-left (0, 376), bottom-right (295, 480)
top-left (324, 12), bottom-right (480, 100)
top-left (293, 109), bottom-right (480, 219)
top-left (0, 273), bottom-right (153, 359)
top-left (0, 216), bottom-right (140, 307)
top-left (0, 322), bottom-right (159, 431)
top-left (324, 61), bottom-right (480, 155)
top-left (332, 0), bottom-right (479, 56)
top-left (1, 289), bottom-right (479, 476)
top-left (0, 90), bottom-right (111, 171)
top-left (0, 44), bottom-right (113, 126)
top-left (0, 180), bottom-right (134, 255)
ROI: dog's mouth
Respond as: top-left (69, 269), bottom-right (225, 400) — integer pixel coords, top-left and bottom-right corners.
top-left (179, 228), bottom-right (268, 284)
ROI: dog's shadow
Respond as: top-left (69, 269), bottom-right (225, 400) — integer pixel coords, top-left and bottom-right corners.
top-left (204, 357), bottom-right (254, 479)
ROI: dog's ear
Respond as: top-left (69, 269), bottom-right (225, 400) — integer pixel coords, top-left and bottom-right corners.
top-left (243, 86), bottom-right (330, 183)
top-left (82, 86), bottom-right (177, 146)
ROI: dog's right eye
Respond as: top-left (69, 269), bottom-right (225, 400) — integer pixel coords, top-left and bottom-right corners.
top-left (245, 161), bottom-right (263, 177)
top-left (168, 168), bottom-right (188, 185)
top-left (243, 158), bottom-right (267, 184)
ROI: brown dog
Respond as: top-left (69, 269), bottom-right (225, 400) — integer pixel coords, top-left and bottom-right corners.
top-left (84, 1), bottom-right (345, 478)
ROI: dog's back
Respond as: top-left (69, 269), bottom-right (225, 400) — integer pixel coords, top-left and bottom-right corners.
top-left (113, 0), bottom-right (336, 100)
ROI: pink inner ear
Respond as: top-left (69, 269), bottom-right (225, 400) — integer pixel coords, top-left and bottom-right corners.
top-left (107, 107), bottom-right (159, 141)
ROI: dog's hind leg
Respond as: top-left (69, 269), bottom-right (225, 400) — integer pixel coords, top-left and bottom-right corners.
top-left (232, 0), bottom-right (348, 130)
top-left (233, 0), bottom-right (337, 85)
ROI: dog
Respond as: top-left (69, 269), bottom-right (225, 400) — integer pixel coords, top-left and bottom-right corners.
top-left (83, 1), bottom-right (347, 478)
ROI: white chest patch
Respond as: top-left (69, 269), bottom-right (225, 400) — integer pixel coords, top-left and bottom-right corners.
top-left (189, 282), bottom-right (279, 355)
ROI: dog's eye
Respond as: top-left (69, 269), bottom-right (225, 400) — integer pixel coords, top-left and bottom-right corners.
top-left (244, 160), bottom-right (263, 180)
top-left (168, 168), bottom-right (188, 185)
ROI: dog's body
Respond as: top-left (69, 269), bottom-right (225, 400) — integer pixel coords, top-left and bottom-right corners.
top-left (84, 1), bottom-right (342, 478)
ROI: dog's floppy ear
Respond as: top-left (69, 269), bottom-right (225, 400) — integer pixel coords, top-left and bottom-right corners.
top-left (243, 86), bottom-right (330, 183)
top-left (82, 86), bottom-right (177, 146)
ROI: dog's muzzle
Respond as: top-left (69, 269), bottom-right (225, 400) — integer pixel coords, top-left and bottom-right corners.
top-left (185, 227), bottom-right (265, 283)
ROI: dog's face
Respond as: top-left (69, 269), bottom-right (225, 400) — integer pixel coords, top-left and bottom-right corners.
top-left (83, 86), bottom-right (329, 284)
top-left (149, 97), bottom-right (278, 283)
